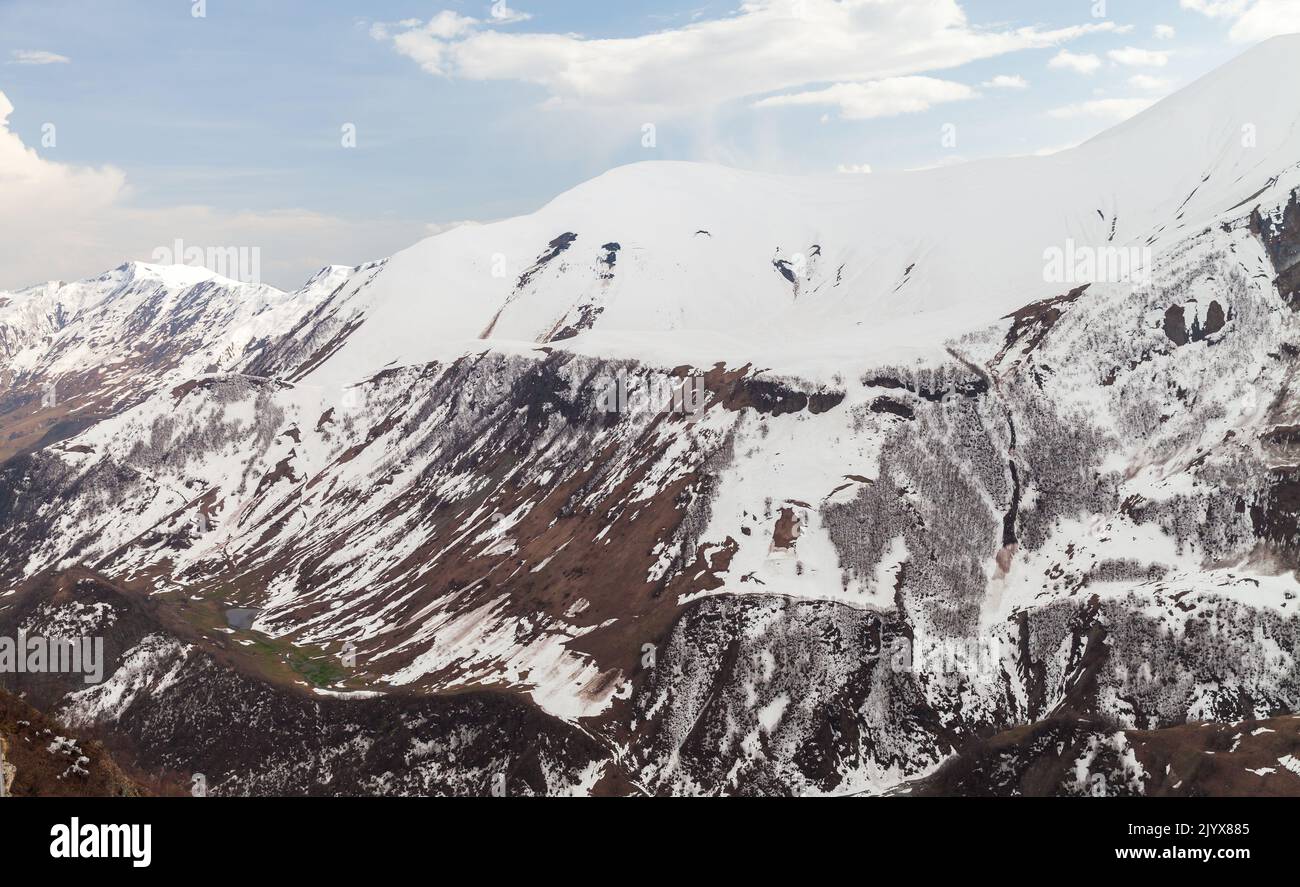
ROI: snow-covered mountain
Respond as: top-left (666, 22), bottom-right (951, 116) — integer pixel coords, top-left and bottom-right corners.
top-left (4, 36), bottom-right (1300, 796)
top-left (0, 261), bottom-right (353, 464)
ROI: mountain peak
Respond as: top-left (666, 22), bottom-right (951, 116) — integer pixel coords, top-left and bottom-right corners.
top-left (301, 264), bottom-right (355, 290)
top-left (112, 260), bottom-right (249, 290)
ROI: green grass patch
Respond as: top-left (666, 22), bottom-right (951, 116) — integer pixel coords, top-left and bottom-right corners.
top-left (288, 653), bottom-right (348, 687)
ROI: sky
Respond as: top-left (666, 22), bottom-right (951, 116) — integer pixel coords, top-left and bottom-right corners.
top-left (2, 0), bottom-right (1299, 291)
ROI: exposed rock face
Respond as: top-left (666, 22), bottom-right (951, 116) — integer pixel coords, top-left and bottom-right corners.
top-left (1251, 190), bottom-right (1300, 306)
top-left (1163, 305), bottom-right (1189, 345)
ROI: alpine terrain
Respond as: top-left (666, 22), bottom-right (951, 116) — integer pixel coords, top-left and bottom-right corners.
top-left (4, 36), bottom-right (1300, 797)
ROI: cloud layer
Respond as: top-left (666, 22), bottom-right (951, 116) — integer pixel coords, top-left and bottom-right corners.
top-left (374, 0), bottom-right (1119, 114)
top-left (1181, 0), bottom-right (1300, 41)
top-left (1049, 49), bottom-right (1102, 74)
top-left (8, 50), bottom-right (71, 65)
top-left (753, 76), bottom-right (976, 121)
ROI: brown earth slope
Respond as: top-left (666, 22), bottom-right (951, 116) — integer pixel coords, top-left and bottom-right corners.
top-left (0, 688), bottom-right (153, 797)
top-left (901, 710), bottom-right (1300, 797)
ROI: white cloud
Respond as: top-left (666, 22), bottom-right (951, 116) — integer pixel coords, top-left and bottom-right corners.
top-left (374, 0), bottom-right (1121, 113)
top-left (1230, 0), bottom-right (1300, 41)
top-left (1180, 0), bottom-right (1300, 42)
top-left (1129, 74), bottom-right (1173, 90)
top-left (1049, 49), bottom-right (1102, 75)
top-left (1047, 97), bottom-right (1157, 120)
top-left (383, 11), bottom-right (479, 74)
top-left (0, 90), bottom-right (124, 223)
top-left (9, 50), bottom-right (70, 65)
top-left (754, 76), bottom-right (976, 120)
top-left (488, 1), bottom-right (532, 25)
top-left (1154, 24), bottom-right (1177, 39)
top-left (982, 74), bottom-right (1029, 89)
top-left (0, 90), bottom-right (426, 291)
top-left (1108, 47), bottom-right (1170, 67)
top-left (836, 163), bottom-right (873, 174)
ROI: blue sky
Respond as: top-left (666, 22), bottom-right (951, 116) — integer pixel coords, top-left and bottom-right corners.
top-left (1, 0), bottom-right (1297, 289)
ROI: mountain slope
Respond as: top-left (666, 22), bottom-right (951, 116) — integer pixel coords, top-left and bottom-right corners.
top-left (3, 36), bottom-right (1300, 795)
top-left (273, 35), bottom-right (1300, 386)
top-left (1, 686), bottom-right (150, 797)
